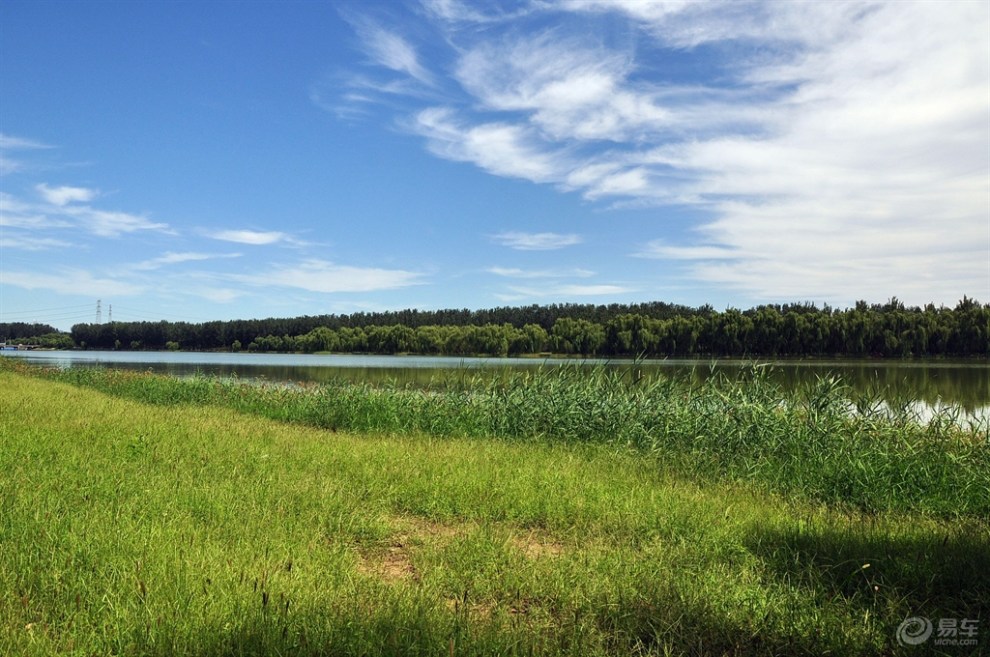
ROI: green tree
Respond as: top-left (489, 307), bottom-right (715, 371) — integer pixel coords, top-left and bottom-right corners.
top-left (304, 327), bottom-right (338, 353)
top-left (551, 318), bottom-right (605, 355)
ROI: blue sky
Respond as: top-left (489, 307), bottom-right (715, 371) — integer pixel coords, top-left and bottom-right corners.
top-left (2, 0), bottom-right (988, 330)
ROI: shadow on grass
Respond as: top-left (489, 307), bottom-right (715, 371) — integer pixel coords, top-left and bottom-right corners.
top-left (121, 584), bottom-right (894, 657)
top-left (744, 520), bottom-right (990, 655)
top-left (592, 588), bottom-right (860, 657)
top-left (126, 602), bottom-right (554, 657)
top-left (745, 522), bottom-right (990, 609)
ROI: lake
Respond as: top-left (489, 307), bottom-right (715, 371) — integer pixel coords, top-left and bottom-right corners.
top-left (4, 350), bottom-right (989, 416)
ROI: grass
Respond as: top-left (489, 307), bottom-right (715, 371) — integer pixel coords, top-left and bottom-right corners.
top-left (3, 358), bottom-right (987, 517)
top-left (1, 362), bottom-right (988, 655)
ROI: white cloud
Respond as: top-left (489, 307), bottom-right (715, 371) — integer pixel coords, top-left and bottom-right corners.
top-left (555, 284), bottom-right (631, 296)
top-left (1, 269), bottom-right (145, 297)
top-left (193, 287), bottom-right (243, 303)
top-left (348, 16), bottom-right (434, 86)
top-left (422, 0), bottom-right (477, 22)
top-left (0, 134), bottom-right (53, 175)
top-left (338, 0), bottom-right (990, 305)
top-left (421, 0), bottom-right (527, 24)
top-left (564, 0), bottom-right (868, 50)
top-left (0, 192), bottom-right (72, 230)
top-left (630, 2), bottom-right (990, 304)
top-left (406, 31), bottom-right (773, 199)
top-left (35, 183), bottom-right (98, 206)
top-left (229, 259), bottom-right (425, 294)
top-left (207, 229), bottom-right (291, 245)
top-left (487, 266), bottom-right (595, 279)
top-left (633, 240), bottom-right (738, 260)
top-left (1, 188), bottom-right (171, 237)
top-left (454, 31), bottom-right (676, 143)
top-left (0, 134), bottom-right (52, 150)
top-left (60, 205), bottom-right (171, 237)
top-left (496, 282), bottom-right (635, 302)
top-left (131, 251), bottom-right (242, 271)
top-left (0, 235), bottom-right (73, 251)
top-left (414, 108), bottom-right (565, 183)
top-left (490, 231), bottom-right (582, 250)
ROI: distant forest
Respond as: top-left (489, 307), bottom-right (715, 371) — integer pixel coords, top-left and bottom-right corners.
top-left (3, 297), bottom-right (988, 358)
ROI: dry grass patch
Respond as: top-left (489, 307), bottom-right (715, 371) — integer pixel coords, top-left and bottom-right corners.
top-left (508, 529), bottom-right (566, 560)
top-left (353, 514), bottom-right (567, 586)
top-left (358, 544), bottom-right (418, 583)
top-left (392, 515), bottom-right (473, 543)
top-left (353, 514), bottom-right (475, 583)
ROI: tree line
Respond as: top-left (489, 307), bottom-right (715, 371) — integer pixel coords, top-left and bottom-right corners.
top-left (0, 323), bottom-right (72, 348)
top-left (65, 297), bottom-right (989, 358)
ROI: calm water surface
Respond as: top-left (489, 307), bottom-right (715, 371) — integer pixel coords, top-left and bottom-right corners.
top-left (5, 350), bottom-right (988, 415)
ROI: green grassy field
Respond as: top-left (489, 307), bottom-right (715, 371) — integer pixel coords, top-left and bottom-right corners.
top-left (1, 364), bottom-right (988, 655)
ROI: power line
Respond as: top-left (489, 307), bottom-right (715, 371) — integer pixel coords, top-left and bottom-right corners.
top-left (0, 300), bottom-right (96, 328)
top-left (0, 303), bottom-right (93, 317)
top-left (0, 312), bottom-right (94, 324)
top-left (0, 310), bottom-right (93, 320)
top-left (2, 302), bottom-right (211, 326)
top-left (0, 313), bottom-right (92, 323)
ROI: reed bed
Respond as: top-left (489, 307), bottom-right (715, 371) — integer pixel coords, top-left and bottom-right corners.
top-left (2, 358), bottom-right (986, 517)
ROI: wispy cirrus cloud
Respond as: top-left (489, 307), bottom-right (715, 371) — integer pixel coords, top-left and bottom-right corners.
top-left (486, 263), bottom-right (625, 302)
top-left (131, 251), bottom-right (242, 271)
top-left (490, 231), bottom-right (582, 251)
top-left (495, 283), bottom-right (635, 303)
top-left (487, 266), bottom-right (594, 279)
top-left (205, 229), bottom-right (296, 246)
top-left (421, 0), bottom-right (529, 24)
top-left (0, 235), bottom-right (74, 251)
top-left (1, 185), bottom-right (171, 238)
top-left (194, 287), bottom-right (244, 303)
top-left (414, 108), bottom-right (565, 183)
top-left (35, 183), bottom-right (98, 206)
top-left (347, 16), bottom-right (435, 86)
top-left (228, 258), bottom-right (425, 294)
top-left (331, 0), bottom-right (989, 305)
top-left (1, 268), bottom-right (145, 297)
top-left (571, 0), bottom-right (870, 50)
top-left (324, 8), bottom-right (439, 116)
top-left (0, 134), bottom-right (52, 150)
top-left (453, 31), bottom-right (674, 143)
top-left (61, 205), bottom-right (171, 237)
top-left (549, 283), bottom-right (631, 296)
top-left (0, 192), bottom-right (72, 230)
top-left (0, 133), bottom-right (53, 175)
top-left (633, 240), bottom-right (738, 261)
